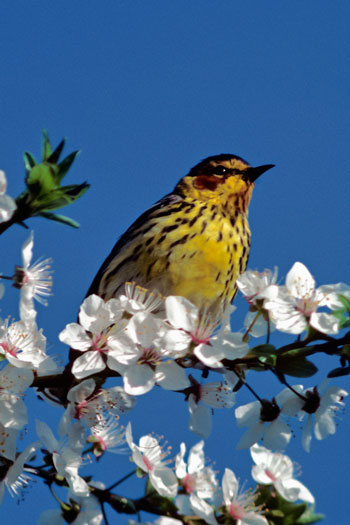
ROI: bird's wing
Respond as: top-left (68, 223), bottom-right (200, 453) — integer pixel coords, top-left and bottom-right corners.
top-left (85, 193), bottom-right (183, 299)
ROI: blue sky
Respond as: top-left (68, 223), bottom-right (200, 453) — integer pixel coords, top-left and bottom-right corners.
top-left (1, 1), bottom-right (349, 523)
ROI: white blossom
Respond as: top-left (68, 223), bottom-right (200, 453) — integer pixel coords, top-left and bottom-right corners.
top-left (222, 468), bottom-right (268, 525)
top-left (59, 294), bottom-right (125, 379)
top-left (264, 262), bottom-right (340, 335)
top-left (13, 232), bottom-right (53, 328)
top-left (0, 170), bottom-right (16, 224)
top-left (235, 388), bottom-right (301, 450)
top-left (0, 318), bottom-right (53, 373)
top-left (237, 267), bottom-right (278, 305)
top-left (88, 415), bottom-right (127, 456)
top-left (0, 365), bottom-right (33, 430)
top-left (164, 296), bottom-right (249, 368)
top-left (108, 311), bottom-right (189, 395)
top-left (250, 444), bottom-right (314, 503)
top-left (119, 282), bottom-right (163, 314)
top-left (0, 425), bottom-right (18, 461)
top-left (175, 441), bottom-right (218, 499)
top-left (125, 423), bottom-right (178, 498)
top-left (175, 441), bottom-right (218, 522)
top-left (188, 382), bottom-right (236, 439)
top-left (36, 420), bottom-right (89, 497)
top-left (284, 381), bottom-right (348, 452)
top-left (0, 442), bottom-right (39, 504)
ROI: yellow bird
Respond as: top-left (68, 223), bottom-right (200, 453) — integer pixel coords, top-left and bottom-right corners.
top-left (87, 154), bottom-right (274, 319)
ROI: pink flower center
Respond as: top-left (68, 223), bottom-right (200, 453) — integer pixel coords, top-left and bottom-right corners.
top-left (296, 296), bottom-right (319, 317)
top-left (265, 469), bottom-right (277, 482)
top-left (229, 502), bottom-right (245, 519)
top-left (138, 347), bottom-right (158, 366)
top-left (75, 399), bottom-right (89, 419)
top-left (183, 473), bottom-right (196, 493)
top-left (142, 455), bottom-right (153, 472)
top-left (0, 342), bottom-right (17, 357)
top-left (91, 334), bottom-right (108, 354)
top-left (96, 436), bottom-right (107, 451)
top-left (191, 334), bottom-right (210, 345)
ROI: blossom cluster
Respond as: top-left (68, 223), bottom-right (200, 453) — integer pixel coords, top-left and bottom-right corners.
top-left (59, 286), bottom-right (247, 439)
top-left (37, 429), bottom-right (315, 525)
top-left (237, 263), bottom-right (350, 337)
top-left (0, 230), bottom-right (348, 524)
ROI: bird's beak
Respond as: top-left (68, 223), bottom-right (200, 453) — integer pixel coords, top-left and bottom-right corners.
top-left (245, 164), bottom-right (275, 182)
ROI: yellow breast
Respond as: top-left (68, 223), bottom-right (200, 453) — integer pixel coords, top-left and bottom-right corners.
top-left (137, 198), bottom-right (251, 315)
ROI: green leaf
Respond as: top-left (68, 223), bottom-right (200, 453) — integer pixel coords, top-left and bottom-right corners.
top-left (47, 138), bottom-right (66, 164)
top-left (38, 212), bottom-right (80, 228)
top-left (258, 354), bottom-right (277, 367)
top-left (251, 344), bottom-right (276, 355)
top-left (342, 343), bottom-right (350, 353)
top-left (23, 151), bottom-right (37, 174)
top-left (41, 129), bottom-right (53, 160)
top-left (296, 506), bottom-right (324, 524)
top-left (108, 494), bottom-right (137, 514)
top-left (13, 132), bottom-right (89, 230)
top-left (338, 294), bottom-right (350, 313)
top-left (327, 366), bottom-right (350, 378)
top-left (26, 163), bottom-right (60, 196)
top-left (276, 356), bottom-right (318, 377)
top-left (339, 318), bottom-right (350, 329)
top-left (31, 183), bottom-right (90, 212)
top-left (57, 150), bottom-right (80, 182)
top-left (297, 513), bottom-right (324, 524)
top-left (269, 509), bottom-right (285, 518)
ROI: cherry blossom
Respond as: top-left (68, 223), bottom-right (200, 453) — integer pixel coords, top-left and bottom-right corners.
top-left (175, 440), bottom-right (218, 499)
top-left (264, 262), bottom-right (340, 335)
top-left (0, 170), bottom-right (16, 224)
top-left (188, 381), bottom-right (236, 439)
top-left (0, 442), bottom-right (39, 504)
top-left (221, 468), bottom-right (268, 525)
top-left (13, 232), bottom-right (53, 328)
top-left (119, 281), bottom-right (163, 314)
top-left (88, 415), bottom-right (127, 457)
top-left (0, 365), bottom-right (33, 430)
top-left (164, 296), bottom-right (249, 368)
top-left (36, 420), bottom-right (90, 497)
top-left (175, 441), bottom-right (218, 524)
top-left (125, 423), bottom-right (178, 498)
top-left (285, 381), bottom-right (348, 452)
top-left (0, 319), bottom-right (58, 375)
top-left (234, 387), bottom-right (300, 450)
top-left (237, 267), bottom-right (278, 305)
top-left (250, 444), bottom-right (314, 503)
top-left (59, 294), bottom-right (125, 379)
top-left (108, 311), bottom-right (189, 395)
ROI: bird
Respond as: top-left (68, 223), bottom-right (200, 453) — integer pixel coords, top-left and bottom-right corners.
top-left (86, 154), bottom-right (274, 319)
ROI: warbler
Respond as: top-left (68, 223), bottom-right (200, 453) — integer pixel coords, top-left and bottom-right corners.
top-left (87, 154), bottom-right (274, 318)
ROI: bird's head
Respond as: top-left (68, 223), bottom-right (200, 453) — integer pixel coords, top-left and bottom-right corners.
top-left (175, 154), bottom-right (274, 209)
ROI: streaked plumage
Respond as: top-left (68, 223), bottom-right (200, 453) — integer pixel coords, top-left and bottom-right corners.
top-left (87, 154), bottom-right (273, 318)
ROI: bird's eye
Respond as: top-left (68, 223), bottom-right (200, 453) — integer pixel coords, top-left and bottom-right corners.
top-left (213, 165), bottom-right (229, 175)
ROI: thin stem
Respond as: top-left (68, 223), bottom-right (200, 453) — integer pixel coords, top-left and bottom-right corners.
top-left (49, 484), bottom-right (65, 506)
top-left (231, 368), bottom-right (264, 403)
top-left (101, 503), bottom-right (109, 525)
top-left (243, 310), bottom-right (261, 341)
top-left (266, 314), bottom-right (271, 344)
top-left (107, 470), bottom-right (136, 491)
top-left (268, 366), bottom-right (307, 402)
